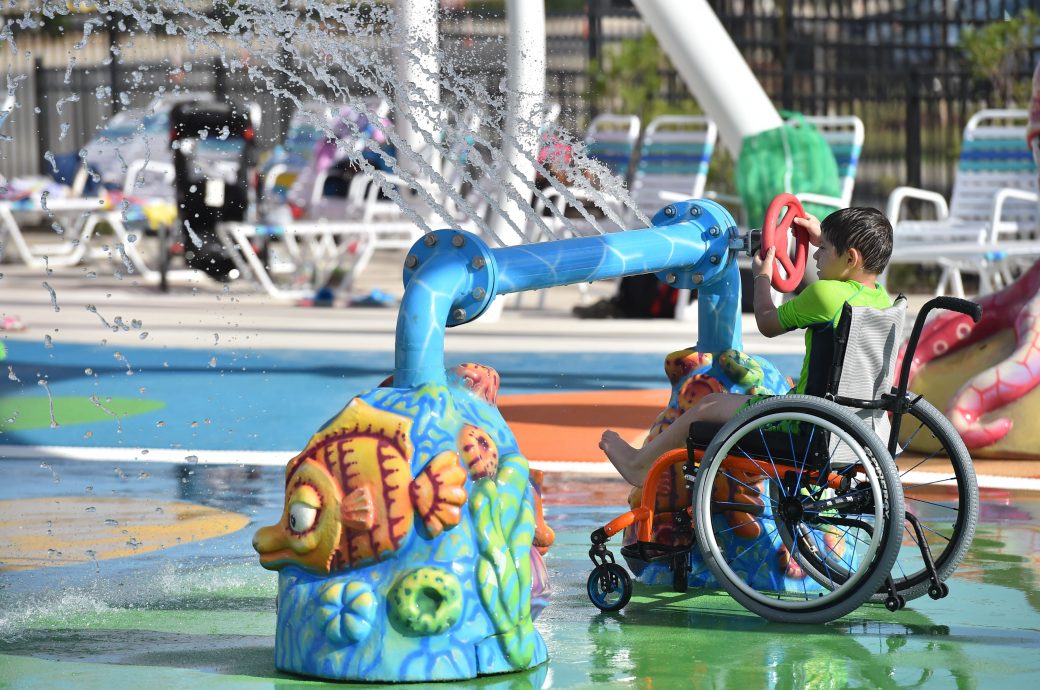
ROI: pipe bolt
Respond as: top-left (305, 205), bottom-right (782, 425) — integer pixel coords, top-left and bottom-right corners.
top-left (452, 307), bottom-right (467, 321)
top-left (472, 287), bottom-right (486, 300)
top-left (423, 234), bottom-right (437, 247)
top-left (665, 272), bottom-right (677, 285)
top-left (690, 205), bottom-right (702, 217)
top-left (664, 206), bottom-right (676, 217)
top-left (451, 234), bottom-right (465, 248)
top-left (471, 256), bottom-right (486, 269)
top-left (708, 225), bottom-right (720, 237)
top-left (709, 255), bottom-right (721, 265)
top-left (405, 254), bottom-right (418, 269)
top-left (693, 274), bottom-right (704, 285)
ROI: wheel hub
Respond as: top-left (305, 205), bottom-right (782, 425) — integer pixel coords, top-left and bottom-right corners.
top-left (778, 496), bottom-right (805, 522)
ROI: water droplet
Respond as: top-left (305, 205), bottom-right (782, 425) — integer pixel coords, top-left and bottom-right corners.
top-left (83, 430), bottom-right (93, 439)
top-left (85, 506), bottom-right (96, 512)
top-left (84, 367), bottom-right (93, 375)
top-left (155, 420), bottom-right (166, 428)
top-left (138, 471), bottom-right (150, 479)
top-left (104, 518), bottom-right (119, 526)
top-left (190, 421), bottom-right (199, 428)
top-left (43, 335), bottom-right (53, 348)
top-left (185, 455), bottom-right (199, 464)
top-left (155, 507), bottom-right (164, 514)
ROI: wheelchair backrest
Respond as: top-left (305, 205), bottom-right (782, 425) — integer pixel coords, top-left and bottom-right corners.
top-left (823, 296), bottom-right (908, 451)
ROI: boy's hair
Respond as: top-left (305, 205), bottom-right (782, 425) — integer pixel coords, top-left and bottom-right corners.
top-left (820, 207), bottom-right (893, 274)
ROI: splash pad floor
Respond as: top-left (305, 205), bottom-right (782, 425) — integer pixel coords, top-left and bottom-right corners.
top-left (1, 459), bottom-right (1039, 689)
top-left (2, 258), bottom-right (1040, 687)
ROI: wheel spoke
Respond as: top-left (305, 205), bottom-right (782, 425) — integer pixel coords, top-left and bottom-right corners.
top-left (793, 423), bottom-right (817, 498)
top-left (758, 427), bottom-right (787, 497)
top-left (903, 476), bottom-right (958, 491)
top-left (904, 495), bottom-right (960, 513)
top-left (719, 469), bottom-right (774, 505)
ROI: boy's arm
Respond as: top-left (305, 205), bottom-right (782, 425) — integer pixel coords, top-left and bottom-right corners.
top-left (752, 246), bottom-right (787, 337)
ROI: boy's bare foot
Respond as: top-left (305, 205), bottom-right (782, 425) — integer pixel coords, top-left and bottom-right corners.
top-left (599, 430), bottom-right (643, 486)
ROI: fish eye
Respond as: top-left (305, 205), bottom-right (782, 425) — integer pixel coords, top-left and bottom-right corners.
top-left (288, 501), bottom-right (318, 535)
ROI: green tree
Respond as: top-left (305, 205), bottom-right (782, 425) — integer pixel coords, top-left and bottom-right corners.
top-left (960, 10), bottom-right (1040, 106)
top-left (588, 32), bottom-right (700, 126)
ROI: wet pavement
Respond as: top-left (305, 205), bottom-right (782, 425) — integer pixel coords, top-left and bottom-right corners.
top-left (2, 458), bottom-right (1039, 689)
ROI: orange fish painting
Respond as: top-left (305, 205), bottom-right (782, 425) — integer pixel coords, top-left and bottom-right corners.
top-left (253, 398), bottom-right (468, 575)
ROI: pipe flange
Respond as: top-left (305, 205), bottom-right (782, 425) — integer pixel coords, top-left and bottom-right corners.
top-left (403, 229), bottom-right (497, 327)
top-left (649, 198), bottom-right (739, 290)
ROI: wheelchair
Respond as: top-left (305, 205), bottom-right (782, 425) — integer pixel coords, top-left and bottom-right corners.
top-left (587, 294), bottom-right (982, 624)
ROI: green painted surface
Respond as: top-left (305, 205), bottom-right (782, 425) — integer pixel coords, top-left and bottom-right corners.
top-left (0, 397), bottom-right (165, 431)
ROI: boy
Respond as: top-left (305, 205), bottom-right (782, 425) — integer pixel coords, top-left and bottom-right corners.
top-left (600, 207), bottom-right (895, 486)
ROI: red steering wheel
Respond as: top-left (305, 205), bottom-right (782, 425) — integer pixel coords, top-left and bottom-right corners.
top-left (761, 193), bottom-right (809, 293)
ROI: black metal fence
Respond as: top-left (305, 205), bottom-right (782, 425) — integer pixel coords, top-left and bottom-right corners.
top-left (9, 1), bottom-right (1040, 211)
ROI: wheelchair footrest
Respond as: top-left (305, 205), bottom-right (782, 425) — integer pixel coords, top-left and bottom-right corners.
top-left (620, 542), bottom-right (691, 563)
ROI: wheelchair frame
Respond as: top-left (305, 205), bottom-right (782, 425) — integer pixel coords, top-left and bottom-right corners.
top-left (587, 296), bottom-right (982, 623)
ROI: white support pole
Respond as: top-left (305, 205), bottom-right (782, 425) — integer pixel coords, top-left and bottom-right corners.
top-left (632, 0), bottom-right (782, 157)
top-left (395, 0), bottom-right (440, 174)
top-left (487, 0), bottom-right (546, 248)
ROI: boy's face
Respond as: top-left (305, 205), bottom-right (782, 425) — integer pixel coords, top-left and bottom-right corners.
top-left (814, 235), bottom-right (853, 280)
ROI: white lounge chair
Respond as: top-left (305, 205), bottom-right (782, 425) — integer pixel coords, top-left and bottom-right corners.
top-left (883, 109), bottom-right (1039, 297)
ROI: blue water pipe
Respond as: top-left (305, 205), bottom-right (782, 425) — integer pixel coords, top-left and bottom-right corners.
top-left (395, 198), bottom-right (746, 387)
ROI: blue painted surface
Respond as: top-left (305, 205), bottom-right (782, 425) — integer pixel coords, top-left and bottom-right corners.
top-left (0, 340), bottom-right (805, 452)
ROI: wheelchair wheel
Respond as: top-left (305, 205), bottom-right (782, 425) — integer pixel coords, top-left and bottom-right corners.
top-left (693, 395), bottom-right (904, 624)
top-left (872, 394), bottom-right (978, 603)
top-left (587, 563), bottom-right (632, 612)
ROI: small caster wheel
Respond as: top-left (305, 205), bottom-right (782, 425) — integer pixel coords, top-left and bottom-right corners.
top-left (885, 594), bottom-right (905, 612)
top-left (671, 554), bottom-right (688, 593)
top-left (587, 563), bottom-right (632, 612)
top-left (928, 582), bottom-right (950, 600)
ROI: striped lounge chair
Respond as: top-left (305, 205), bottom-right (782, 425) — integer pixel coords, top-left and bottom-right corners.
top-left (884, 109), bottom-right (1040, 297)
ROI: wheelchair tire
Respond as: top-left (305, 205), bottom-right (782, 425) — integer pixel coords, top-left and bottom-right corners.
top-left (587, 563), bottom-right (632, 612)
top-left (693, 395), bottom-right (904, 624)
top-left (872, 394), bottom-right (978, 603)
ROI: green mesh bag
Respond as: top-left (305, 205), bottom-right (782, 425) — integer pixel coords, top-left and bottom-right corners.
top-left (735, 112), bottom-right (841, 227)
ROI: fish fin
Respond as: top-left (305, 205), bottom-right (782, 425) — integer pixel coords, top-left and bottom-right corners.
top-left (453, 363), bottom-right (501, 405)
top-left (410, 450), bottom-right (468, 537)
top-left (340, 485), bottom-right (375, 531)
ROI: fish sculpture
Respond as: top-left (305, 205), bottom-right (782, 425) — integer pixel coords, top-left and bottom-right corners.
top-left (253, 398), bottom-right (467, 574)
top-left (253, 363), bottom-right (552, 682)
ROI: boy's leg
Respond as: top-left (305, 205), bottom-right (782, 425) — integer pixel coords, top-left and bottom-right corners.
top-left (601, 392), bottom-right (754, 486)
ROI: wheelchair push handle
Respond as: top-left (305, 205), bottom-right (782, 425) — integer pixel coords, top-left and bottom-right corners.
top-left (922, 296), bottom-right (983, 324)
top-left (895, 295), bottom-right (984, 399)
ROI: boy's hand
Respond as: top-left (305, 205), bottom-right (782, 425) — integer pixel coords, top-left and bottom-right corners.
top-left (752, 246), bottom-right (775, 281)
top-left (793, 213), bottom-right (822, 246)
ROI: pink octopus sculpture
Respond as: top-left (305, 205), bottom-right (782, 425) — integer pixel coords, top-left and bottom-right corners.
top-left (899, 260), bottom-right (1040, 452)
